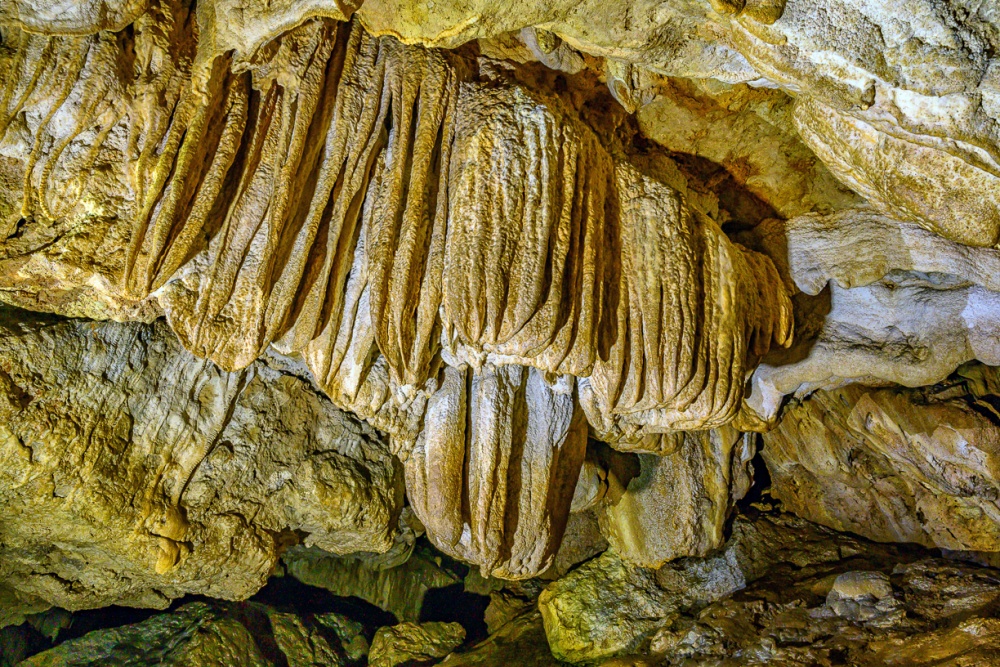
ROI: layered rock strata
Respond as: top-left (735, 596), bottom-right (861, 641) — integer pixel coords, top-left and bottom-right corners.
top-left (745, 209), bottom-right (1000, 423)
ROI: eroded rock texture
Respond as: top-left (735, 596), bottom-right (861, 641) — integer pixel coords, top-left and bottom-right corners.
top-left (764, 365), bottom-right (1000, 553)
top-left (0, 308), bottom-right (402, 616)
top-left (745, 209), bottom-right (1000, 423)
top-left (7, 0), bottom-right (1000, 664)
top-left (404, 364), bottom-right (588, 579)
top-left (539, 512), bottom-right (881, 663)
top-left (0, 4), bottom-right (794, 579)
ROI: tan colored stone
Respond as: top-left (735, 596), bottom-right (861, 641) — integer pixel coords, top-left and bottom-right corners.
top-left (0, 0), bottom-right (151, 34)
top-left (763, 370), bottom-right (1000, 552)
top-left (637, 78), bottom-right (861, 219)
top-left (405, 364), bottom-right (588, 579)
top-left (599, 428), bottom-right (754, 568)
top-left (539, 513), bottom-right (871, 663)
top-left (587, 161), bottom-right (791, 434)
top-left (0, 11), bottom-right (793, 453)
top-left (745, 210), bottom-right (1000, 423)
top-left (0, 310), bottom-right (402, 615)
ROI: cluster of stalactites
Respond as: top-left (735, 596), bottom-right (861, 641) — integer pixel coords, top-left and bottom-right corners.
top-left (0, 6), bottom-right (792, 578)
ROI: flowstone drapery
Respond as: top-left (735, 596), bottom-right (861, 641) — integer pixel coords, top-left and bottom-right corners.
top-left (0, 5), bottom-right (792, 580)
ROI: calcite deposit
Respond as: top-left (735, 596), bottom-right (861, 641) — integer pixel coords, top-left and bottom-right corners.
top-left (6, 0), bottom-right (1000, 664)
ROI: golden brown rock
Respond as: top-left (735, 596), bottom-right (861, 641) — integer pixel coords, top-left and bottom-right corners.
top-left (763, 368), bottom-right (1000, 553)
top-left (369, 622), bottom-right (466, 667)
top-left (0, 9), bottom-right (794, 455)
top-left (599, 428), bottom-right (755, 568)
top-left (0, 309), bottom-right (402, 616)
top-left (636, 78), bottom-right (862, 219)
top-left (441, 82), bottom-right (613, 378)
top-left (404, 364), bottom-right (588, 579)
top-left (588, 161), bottom-right (791, 433)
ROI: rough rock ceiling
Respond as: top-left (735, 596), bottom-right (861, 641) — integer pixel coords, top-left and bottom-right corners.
top-left (3, 0), bottom-right (1000, 664)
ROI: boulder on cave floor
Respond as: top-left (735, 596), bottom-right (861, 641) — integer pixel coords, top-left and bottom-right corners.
top-left (538, 511), bottom-right (912, 664)
top-left (18, 601), bottom-right (355, 667)
top-left (368, 621), bottom-right (466, 667)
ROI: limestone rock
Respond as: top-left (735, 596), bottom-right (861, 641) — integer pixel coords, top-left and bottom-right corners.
top-left (404, 363), bottom-right (588, 579)
top-left (18, 601), bottom-right (346, 666)
top-left (763, 369), bottom-right (1000, 552)
top-left (746, 210), bottom-right (1000, 423)
top-left (718, 1), bottom-right (1000, 248)
top-left (546, 509), bottom-right (608, 579)
top-left (753, 209), bottom-right (1000, 298)
top-left (368, 621), bottom-right (466, 667)
top-left (0, 11), bottom-right (795, 536)
top-left (539, 549), bottom-right (669, 663)
top-left (599, 428), bottom-right (755, 568)
top-left (538, 512), bottom-right (872, 663)
top-left (354, 0), bottom-right (760, 84)
top-left (0, 0), bottom-right (151, 34)
top-left (647, 556), bottom-right (1000, 666)
top-left (587, 161), bottom-right (792, 434)
top-left (636, 78), bottom-right (861, 219)
top-left (352, 0), bottom-right (1000, 249)
top-left (0, 309), bottom-right (402, 616)
top-left (282, 542), bottom-right (462, 623)
top-left (826, 570), bottom-right (899, 622)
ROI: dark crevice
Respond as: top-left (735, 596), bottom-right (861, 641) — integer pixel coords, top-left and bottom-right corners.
top-left (737, 434), bottom-right (773, 512)
top-left (419, 583), bottom-right (490, 644)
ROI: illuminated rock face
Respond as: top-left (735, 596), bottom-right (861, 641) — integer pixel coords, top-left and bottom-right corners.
top-left (0, 3), bottom-right (792, 582)
top-left (0, 309), bottom-right (402, 616)
top-left (5, 2), bottom-right (1000, 664)
top-left (763, 366), bottom-right (1000, 553)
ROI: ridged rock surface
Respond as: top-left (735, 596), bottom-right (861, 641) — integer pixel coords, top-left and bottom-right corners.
top-left (7, 1), bottom-right (1000, 665)
top-left (359, 0), bottom-right (1000, 248)
top-left (0, 309), bottom-right (402, 616)
top-left (0, 7), bottom-right (794, 577)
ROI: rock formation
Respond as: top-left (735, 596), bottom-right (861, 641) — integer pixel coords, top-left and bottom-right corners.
top-left (0, 308), bottom-right (402, 617)
top-left (763, 364), bottom-right (1000, 552)
top-left (0, 3), bottom-right (793, 580)
top-left (368, 622), bottom-right (465, 667)
top-left (6, 0), bottom-right (1000, 665)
